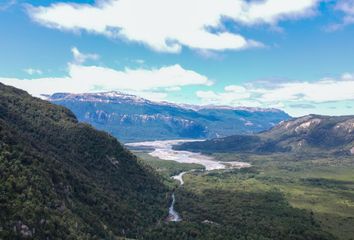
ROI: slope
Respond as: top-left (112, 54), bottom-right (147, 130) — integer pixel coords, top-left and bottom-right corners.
top-left (0, 83), bottom-right (168, 239)
top-left (176, 114), bottom-right (354, 155)
top-left (47, 92), bottom-right (290, 142)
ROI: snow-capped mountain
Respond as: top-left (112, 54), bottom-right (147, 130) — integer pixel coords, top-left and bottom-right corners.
top-left (47, 91), bottom-right (291, 142)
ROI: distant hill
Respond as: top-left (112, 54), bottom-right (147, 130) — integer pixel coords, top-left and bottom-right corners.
top-left (46, 92), bottom-right (290, 142)
top-left (175, 115), bottom-right (354, 155)
top-left (0, 83), bottom-right (168, 239)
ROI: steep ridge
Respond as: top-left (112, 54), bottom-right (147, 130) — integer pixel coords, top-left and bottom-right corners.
top-left (176, 114), bottom-right (354, 155)
top-left (0, 83), bottom-right (168, 239)
top-left (46, 92), bottom-right (290, 142)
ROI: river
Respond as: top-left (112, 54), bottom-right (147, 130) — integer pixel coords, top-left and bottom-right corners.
top-left (126, 139), bottom-right (251, 170)
top-left (126, 139), bottom-right (251, 222)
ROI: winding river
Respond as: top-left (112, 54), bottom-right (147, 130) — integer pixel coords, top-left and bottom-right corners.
top-left (126, 139), bottom-right (251, 222)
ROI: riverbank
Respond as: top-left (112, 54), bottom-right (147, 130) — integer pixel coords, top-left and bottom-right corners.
top-left (126, 139), bottom-right (251, 171)
top-left (127, 139), bottom-right (251, 222)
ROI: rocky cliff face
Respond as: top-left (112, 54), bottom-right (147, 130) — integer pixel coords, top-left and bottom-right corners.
top-left (47, 91), bottom-right (290, 142)
top-left (176, 114), bottom-right (354, 155)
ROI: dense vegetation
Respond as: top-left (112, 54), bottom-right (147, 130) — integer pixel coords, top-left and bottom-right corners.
top-left (132, 152), bottom-right (337, 239)
top-left (48, 92), bottom-right (290, 142)
top-left (135, 152), bottom-right (204, 177)
top-left (133, 123), bottom-right (354, 240)
top-left (141, 168), bottom-right (335, 239)
top-left (215, 153), bottom-right (354, 240)
top-left (176, 115), bottom-right (354, 155)
top-left (0, 83), bottom-right (169, 239)
top-left (139, 151), bottom-right (354, 239)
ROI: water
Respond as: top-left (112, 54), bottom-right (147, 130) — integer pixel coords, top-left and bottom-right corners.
top-left (126, 139), bottom-right (251, 222)
top-left (172, 171), bottom-right (187, 185)
top-left (167, 193), bottom-right (181, 222)
top-left (126, 139), bottom-right (251, 170)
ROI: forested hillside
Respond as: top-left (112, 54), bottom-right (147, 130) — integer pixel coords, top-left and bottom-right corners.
top-left (0, 83), bottom-right (168, 239)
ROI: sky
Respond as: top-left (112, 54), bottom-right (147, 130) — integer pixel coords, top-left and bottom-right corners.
top-left (0, 0), bottom-right (354, 116)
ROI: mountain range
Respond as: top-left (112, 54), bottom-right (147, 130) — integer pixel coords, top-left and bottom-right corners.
top-left (45, 91), bottom-right (290, 142)
top-left (175, 114), bottom-right (354, 156)
top-left (0, 83), bottom-right (168, 239)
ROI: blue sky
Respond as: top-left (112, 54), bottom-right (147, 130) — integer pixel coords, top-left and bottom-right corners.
top-left (0, 0), bottom-right (354, 116)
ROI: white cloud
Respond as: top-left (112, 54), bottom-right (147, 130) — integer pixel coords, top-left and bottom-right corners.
top-left (235, 0), bottom-right (319, 25)
top-left (337, 0), bottom-right (354, 14)
top-left (133, 59), bottom-right (145, 64)
top-left (326, 0), bottom-right (354, 31)
top-left (257, 79), bottom-right (354, 103)
top-left (1, 63), bottom-right (212, 99)
top-left (342, 72), bottom-right (354, 80)
top-left (165, 86), bottom-right (181, 92)
top-left (71, 47), bottom-right (99, 64)
top-left (196, 85), bottom-right (252, 106)
top-left (196, 90), bottom-right (261, 107)
top-left (196, 74), bottom-right (354, 115)
top-left (127, 90), bottom-right (168, 102)
top-left (28, 0), bottom-right (319, 53)
top-left (0, 0), bottom-right (16, 11)
top-left (2, 48), bottom-right (211, 102)
top-left (24, 68), bottom-right (43, 75)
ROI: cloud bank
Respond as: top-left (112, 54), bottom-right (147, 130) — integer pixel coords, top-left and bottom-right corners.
top-left (0, 46), bottom-right (212, 100)
top-left (23, 68), bottom-right (43, 75)
top-left (71, 47), bottom-right (99, 64)
top-left (326, 0), bottom-right (354, 31)
top-left (28, 0), bottom-right (319, 53)
top-left (0, 0), bottom-right (16, 11)
top-left (196, 73), bottom-right (354, 115)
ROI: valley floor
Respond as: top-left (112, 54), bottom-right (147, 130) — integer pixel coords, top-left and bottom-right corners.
top-left (221, 153), bottom-right (354, 240)
top-left (131, 140), bottom-right (354, 240)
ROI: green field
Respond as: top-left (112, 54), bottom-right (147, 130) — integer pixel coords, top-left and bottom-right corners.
top-left (136, 150), bottom-right (354, 239)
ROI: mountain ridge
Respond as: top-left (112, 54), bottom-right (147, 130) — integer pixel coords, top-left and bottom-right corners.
top-left (46, 91), bottom-right (290, 142)
top-left (44, 91), bottom-right (284, 113)
top-left (175, 114), bottom-right (354, 155)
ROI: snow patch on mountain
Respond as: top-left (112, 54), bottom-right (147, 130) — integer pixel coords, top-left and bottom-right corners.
top-left (48, 91), bottom-right (283, 113)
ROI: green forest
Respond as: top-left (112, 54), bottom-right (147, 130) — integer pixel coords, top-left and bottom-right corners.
top-left (0, 83), bottom-right (169, 239)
